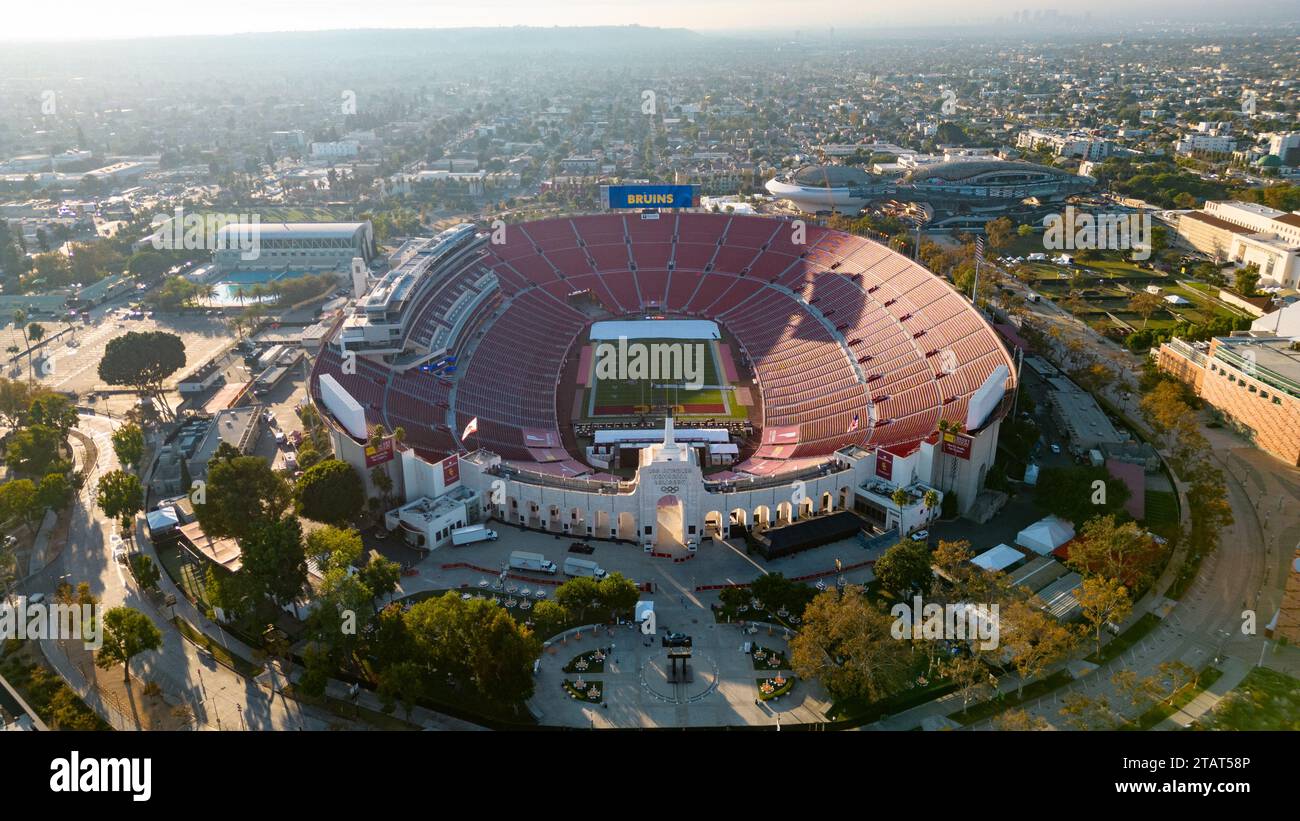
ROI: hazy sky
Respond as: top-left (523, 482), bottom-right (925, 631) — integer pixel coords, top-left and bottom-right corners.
top-left (2, 0), bottom-right (1289, 41)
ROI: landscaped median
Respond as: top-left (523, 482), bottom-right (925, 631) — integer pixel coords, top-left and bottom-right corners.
top-left (562, 648), bottom-right (607, 675)
top-left (757, 674), bottom-right (794, 701)
top-left (750, 645), bottom-right (788, 671)
top-left (946, 669), bottom-right (1074, 726)
top-left (563, 678), bottom-right (603, 703)
top-left (170, 616), bottom-right (264, 678)
top-left (1121, 666), bottom-right (1223, 730)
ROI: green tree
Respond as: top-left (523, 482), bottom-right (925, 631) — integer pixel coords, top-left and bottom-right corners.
top-left (1233, 264), bottom-right (1260, 297)
top-left (554, 577), bottom-right (602, 624)
top-left (96, 331), bottom-right (186, 419)
top-left (295, 459), bottom-right (364, 524)
top-left (305, 524), bottom-right (363, 572)
top-left (194, 454), bottom-right (292, 542)
top-left (0, 376), bottom-right (32, 427)
top-left (25, 392), bottom-right (77, 437)
top-left (404, 592), bottom-right (541, 704)
top-left (873, 538), bottom-right (934, 599)
top-left (95, 470), bottom-right (143, 531)
top-left (129, 554), bottom-right (162, 590)
top-left (111, 422), bottom-right (145, 471)
top-left (530, 600), bottom-right (570, 638)
top-left (595, 572), bottom-right (640, 619)
top-left (890, 487), bottom-right (910, 539)
top-left (5, 424), bottom-right (66, 476)
top-left (1034, 465), bottom-right (1130, 526)
top-left (35, 473), bottom-right (72, 512)
top-left (0, 478), bottom-right (39, 530)
top-left (95, 606), bottom-right (163, 682)
top-left (240, 517), bottom-right (308, 609)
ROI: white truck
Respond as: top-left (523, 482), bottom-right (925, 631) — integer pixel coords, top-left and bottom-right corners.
top-left (451, 524), bottom-right (498, 546)
top-left (509, 551), bottom-right (557, 575)
top-left (563, 557), bottom-right (607, 580)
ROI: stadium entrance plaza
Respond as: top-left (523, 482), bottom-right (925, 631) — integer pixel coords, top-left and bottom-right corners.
top-left (390, 525), bottom-right (873, 727)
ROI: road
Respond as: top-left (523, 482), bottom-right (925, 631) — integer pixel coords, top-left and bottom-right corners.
top-left (21, 413), bottom-right (342, 730)
top-left (966, 284), bottom-right (1297, 729)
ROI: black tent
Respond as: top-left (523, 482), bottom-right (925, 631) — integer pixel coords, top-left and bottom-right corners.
top-left (754, 511), bottom-right (866, 560)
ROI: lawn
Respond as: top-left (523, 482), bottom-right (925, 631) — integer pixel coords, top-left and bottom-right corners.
top-left (1144, 490), bottom-right (1178, 528)
top-left (946, 669), bottom-right (1074, 725)
top-left (751, 646), bottom-right (789, 671)
top-left (1202, 666), bottom-right (1300, 730)
top-left (587, 338), bottom-right (736, 417)
top-left (171, 617), bottom-right (265, 678)
top-left (563, 678), bottom-right (603, 703)
top-left (1121, 666), bottom-right (1224, 731)
top-left (563, 648), bottom-right (607, 674)
top-left (757, 675), bottom-right (794, 701)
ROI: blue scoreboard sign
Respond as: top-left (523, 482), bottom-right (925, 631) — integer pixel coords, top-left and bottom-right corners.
top-left (602, 184), bottom-right (699, 210)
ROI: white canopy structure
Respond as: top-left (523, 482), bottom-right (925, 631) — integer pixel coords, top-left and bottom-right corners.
top-left (1015, 516), bottom-right (1075, 555)
top-left (970, 544), bottom-right (1024, 572)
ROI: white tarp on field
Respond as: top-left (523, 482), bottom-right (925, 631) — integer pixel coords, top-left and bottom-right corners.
top-left (590, 319), bottom-right (720, 341)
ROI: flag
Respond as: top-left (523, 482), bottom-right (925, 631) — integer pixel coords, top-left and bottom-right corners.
top-left (461, 417), bottom-right (478, 441)
top-left (974, 236), bottom-right (985, 266)
top-left (847, 412), bottom-right (860, 433)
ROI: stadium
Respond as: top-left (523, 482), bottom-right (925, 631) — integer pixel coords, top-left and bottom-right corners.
top-left (765, 160), bottom-right (1097, 216)
top-left (310, 213), bottom-right (1016, 552)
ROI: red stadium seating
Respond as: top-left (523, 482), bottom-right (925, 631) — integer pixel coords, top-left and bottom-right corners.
top-left (312, 214), bottom-right (1015, 473)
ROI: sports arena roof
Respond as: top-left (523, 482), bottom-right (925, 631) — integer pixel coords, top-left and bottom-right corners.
top-left (214, 222), bottom-right (370, 240)
top-left (789, 165), bottom-right (874, 188)
top-left (906, 159), bottom-right (1068, 183)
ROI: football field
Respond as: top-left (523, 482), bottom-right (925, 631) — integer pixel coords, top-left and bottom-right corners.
top-left (585, 337), bottom-right (742, 418)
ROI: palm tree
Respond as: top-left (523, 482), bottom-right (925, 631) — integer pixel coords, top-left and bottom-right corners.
top-left (923, 489), bottom-right (941, 524)
top-left (935, 419), bottom-right (965, 493)
top-left (891, 487), bottom-right (910, 540)
top-left (26, 323), bottom-right (45, 378)
top-left (12, 310), bottom-right (31, 381)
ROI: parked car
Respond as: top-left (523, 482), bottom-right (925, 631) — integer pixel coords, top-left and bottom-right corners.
top-left (661, 632), bottom-right (692, 648)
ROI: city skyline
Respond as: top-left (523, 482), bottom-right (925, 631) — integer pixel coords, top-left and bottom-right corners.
top-left (2, 0), bottom-right (1294, 42)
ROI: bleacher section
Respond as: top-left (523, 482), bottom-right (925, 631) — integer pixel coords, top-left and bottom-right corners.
top-left (313, 213), bottom-right (1015, 475)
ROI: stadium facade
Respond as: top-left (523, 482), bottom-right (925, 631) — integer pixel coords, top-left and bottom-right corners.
top-left (765, 160), bottom-right (1096, 217)
top-left (311, 213), bottom-right (1016, 551)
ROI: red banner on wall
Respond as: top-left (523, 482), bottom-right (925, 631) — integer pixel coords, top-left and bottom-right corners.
top-left (875, 449), bottom-right (893, 480)
top-left (364, 437), bottom-right (394, 468)
top-left (441, 453), bottom-right (460, 487)
top-left (941, 433), bottom-right (973, 461)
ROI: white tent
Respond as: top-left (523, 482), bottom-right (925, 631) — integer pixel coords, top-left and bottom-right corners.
top-left (1015, 516), bottom-right (1075, 555)
top-left (970, 544), bottom-right (1024, 572)
top-left (145, 505), bottom-right (180, 538)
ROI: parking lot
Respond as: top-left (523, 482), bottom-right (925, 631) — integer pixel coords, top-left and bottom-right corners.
top-left (4, 305), bottom-right (237, 401)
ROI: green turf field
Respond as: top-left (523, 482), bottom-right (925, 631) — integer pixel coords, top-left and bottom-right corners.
top-left (587, 338), bottom-right (738, 417)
